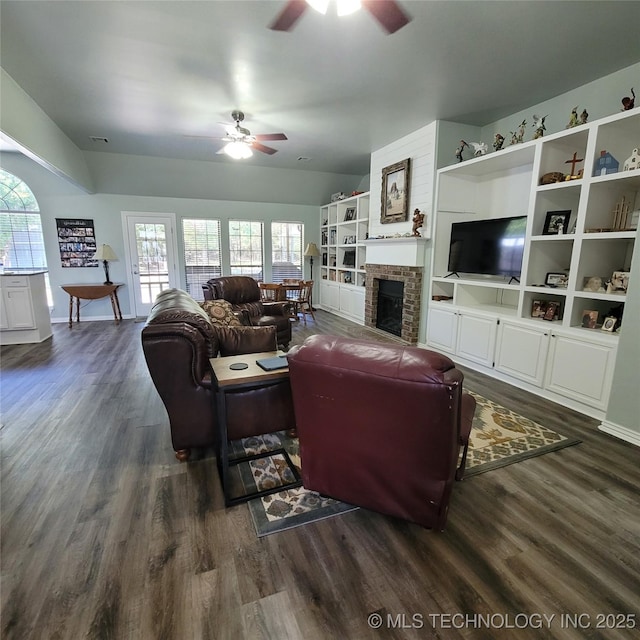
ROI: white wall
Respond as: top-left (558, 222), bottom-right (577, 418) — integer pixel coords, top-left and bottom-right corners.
top-left (368, 121), bottom-right (437, 343)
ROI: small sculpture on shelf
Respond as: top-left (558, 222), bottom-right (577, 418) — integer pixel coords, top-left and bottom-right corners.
top-left (469, 141), bottom-right (488, 157)
top-left (510, 120), bottom-right (527, 145)
top-left (622, 147), bottom-right (639, 172)
top-left (455, 140), bottom-right (469, 162)
top-left (566, 106), bottom-right (579, 128)
top-left (621, 87), bottom-right (635, 111)
top-left (493, 133), bottom-right (505, 151)
top-left (532, 114), bottom-right (547, 139)
top-left (411, 209), bottom-right (425, 237)
top-left (580, 108), bottom-right (589, 125)
top-left (593, 150), bottom-right (619, 176)
top-left (564, 151), bottom-right (584, 180)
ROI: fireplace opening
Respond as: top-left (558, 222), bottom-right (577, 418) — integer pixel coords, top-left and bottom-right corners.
top-left (376, 279), bottom-right (404, 337)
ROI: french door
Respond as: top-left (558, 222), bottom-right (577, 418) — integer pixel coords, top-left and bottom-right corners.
top-left (122, 212), bottom-right (180, 318)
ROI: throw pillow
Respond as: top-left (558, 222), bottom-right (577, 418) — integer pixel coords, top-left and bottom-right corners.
top-left (199, 300), bottom-right (242, 327)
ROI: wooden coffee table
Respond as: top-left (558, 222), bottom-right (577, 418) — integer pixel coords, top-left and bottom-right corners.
top-left (209, 351), bottom-right (301, 506)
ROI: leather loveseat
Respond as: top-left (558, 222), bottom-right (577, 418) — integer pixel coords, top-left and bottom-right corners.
top-left (287, 335), bottom-right (476, 530)
top-left (202, 276), bottom-right (292, 348)
top-left (141, 288), bottom-right (295, 461)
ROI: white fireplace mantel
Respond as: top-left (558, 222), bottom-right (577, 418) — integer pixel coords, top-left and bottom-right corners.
top-left (363, 236), bottom-right (429, 267)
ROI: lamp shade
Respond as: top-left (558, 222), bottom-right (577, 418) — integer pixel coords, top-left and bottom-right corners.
top-left (304, 242), bottom-right (320, 258)
top-left (93, 244), bottom-right (118, 261)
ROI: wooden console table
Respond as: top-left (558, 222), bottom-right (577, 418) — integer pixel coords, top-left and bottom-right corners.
top-left (61, 283), bottom-right (123, 328)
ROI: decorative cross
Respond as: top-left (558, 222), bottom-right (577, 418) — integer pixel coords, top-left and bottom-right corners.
top-left (565, 152), bottom-right (584, 176)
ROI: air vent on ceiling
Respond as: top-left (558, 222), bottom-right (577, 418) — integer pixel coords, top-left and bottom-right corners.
top-left (297, 156), bottom-right (311, 162)
top-left (89, 136), bottom-right (109, 144)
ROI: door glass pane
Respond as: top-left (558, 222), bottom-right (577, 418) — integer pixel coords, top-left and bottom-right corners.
top-left (135, 223), bottom-right (170, 303)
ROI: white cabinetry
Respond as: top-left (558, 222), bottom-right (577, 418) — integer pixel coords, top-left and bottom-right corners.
top-left (495, 320), bottom-right (549, 387)
top-left (319, 192), bottom-right (369, 323)
top-left (545, 332), bottom-right (616, 411)
top-left (0, 272), bottom-right (52, 344)
top-left (428, 109), bottom-right (638, 419)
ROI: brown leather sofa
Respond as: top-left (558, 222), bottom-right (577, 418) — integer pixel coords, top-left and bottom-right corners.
top-left (287, 335), bottom-right (476, 530)
top-left (202, 276), bottom-right (292, 348)
top-left (141, 288), bottom-right (295, 461)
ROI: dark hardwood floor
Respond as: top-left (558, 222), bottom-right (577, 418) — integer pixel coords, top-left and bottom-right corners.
top-left (1, 312), bottom-right (639, 639)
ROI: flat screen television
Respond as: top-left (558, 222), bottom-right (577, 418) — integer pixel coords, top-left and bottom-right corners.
top-left (447, 216), bottom-right (527, 279)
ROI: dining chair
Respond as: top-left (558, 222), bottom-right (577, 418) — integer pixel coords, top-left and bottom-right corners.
top-left (293, 280), bottom-right (315, 324)
top-left (258, 282), bottom-right (286, 302)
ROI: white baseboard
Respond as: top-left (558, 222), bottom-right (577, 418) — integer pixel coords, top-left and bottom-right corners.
top-left (598, 421), bottom-right (640, 447)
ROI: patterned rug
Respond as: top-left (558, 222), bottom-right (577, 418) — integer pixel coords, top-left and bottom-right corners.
top-left (229, 393), bottom-right (580, 536)
top-left (464, 391), bottom-right (581, 477)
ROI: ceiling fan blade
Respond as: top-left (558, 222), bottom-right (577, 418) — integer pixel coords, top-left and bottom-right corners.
top-left (251, 142), bottom-right (278, 155)
top-left (362, 0), bottom-right (411, 34)
top-left (254, 133), bottom-right (288, 142)
top-left (269, 0), bottom-right (308, 31)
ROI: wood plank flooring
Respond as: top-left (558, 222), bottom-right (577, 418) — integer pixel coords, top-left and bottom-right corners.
top-left (1, 312), bottom-right (639, 639)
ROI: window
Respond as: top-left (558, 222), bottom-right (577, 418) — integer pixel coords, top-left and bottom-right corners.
top-left (229, 220), bottom-right (263, 279)
top-left (271, 222), bottom-right (303, 282)
top-left (182, 218), bottom-right (222, 300)
top-left (0, 169), bottom-right (52, 304)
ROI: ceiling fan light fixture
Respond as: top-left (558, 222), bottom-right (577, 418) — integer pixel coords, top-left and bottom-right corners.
top-left (306, 0), bottom-right (329, 14)
top-left (224, 141), bottom-right (253, 160)
top-left (337, 0), bottom-right (361, 16)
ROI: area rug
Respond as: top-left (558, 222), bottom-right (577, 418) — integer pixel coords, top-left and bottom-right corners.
top-left (229, 393), bottom-right (580, 536)
top-left (228, 433), bottom-right (358, 537)
top-left (464, 391), bottom-right (581, 477)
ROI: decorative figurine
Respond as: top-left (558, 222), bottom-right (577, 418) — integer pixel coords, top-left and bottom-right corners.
top-left (621, 88), bottom-right (635, 111)
top-left (580, 108), bottom-right (589, 125)
top-left (532, 114), bottom-right (547, 139)
top-left (411, 209), bottom-right (425, 237)
top-left (566, 107), bottom-right (579, 128)
top-left (565, 151), bottom-right (584, 179)
top-left (623, 147), bottom-right (639, 172)
top-left (493, 133), bottom-right (505, 151)
top-left (455, 140), bottom-right (469, 162)
top-left (510, 120), bottom-right (526, 144)
top-left (469, 141), bottom-right (488, 157)
top-left (593, 150), bottom-right (619, 176)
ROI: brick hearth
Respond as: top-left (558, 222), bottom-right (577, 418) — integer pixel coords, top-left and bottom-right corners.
top-left (364, 264), bottom-right (423, 344)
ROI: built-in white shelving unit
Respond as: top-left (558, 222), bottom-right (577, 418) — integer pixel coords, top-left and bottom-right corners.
top-left (427, 109), bottom-right (639, 419)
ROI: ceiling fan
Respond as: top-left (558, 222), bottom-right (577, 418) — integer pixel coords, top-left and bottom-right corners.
top-left (217, 111), bottom-right (288, 159)
top-left (270, 0), bottom-right (411, 35)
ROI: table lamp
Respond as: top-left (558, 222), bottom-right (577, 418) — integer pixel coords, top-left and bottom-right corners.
top-left (304, 242), bottom-right (320, 281)
top-left (93, 243), bottom-right (118, 284)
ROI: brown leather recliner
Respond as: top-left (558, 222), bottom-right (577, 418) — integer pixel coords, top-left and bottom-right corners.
top-left (202, 276), bottom-right (292, 348)
top-left (287, 335), bottom-right (476, 530)
top-left (142, 288), bottom-right (295, 461)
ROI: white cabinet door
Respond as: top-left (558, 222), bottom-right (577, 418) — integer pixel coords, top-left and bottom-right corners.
top-left (4, 288), bottom-right (36, 329)
top-left (495, 320), bottom-right (550, 387)
top-left (320, 281), bottom-right (340, 311)
top-left (339, 286), bottom-right (365, 321)
top-left (0, 292), bottom-right (8, 329)
top-left (545, 333), bottom-right (617, 410)
top-left (456, 312), bottom-right (497, 367)
top-left (426, 306), bottom-right (458, 354)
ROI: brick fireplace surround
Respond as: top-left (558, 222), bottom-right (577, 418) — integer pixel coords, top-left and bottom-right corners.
top-left (364, 264), bottom-right (423, 345)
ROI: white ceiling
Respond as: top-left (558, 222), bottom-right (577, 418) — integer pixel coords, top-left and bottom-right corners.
top-left (1, 1), bottom-right (639, 176)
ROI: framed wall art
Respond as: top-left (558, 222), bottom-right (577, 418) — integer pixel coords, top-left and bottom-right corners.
top-left (380, 158), bottom-right (411, 224)
top-left (56, 218), bottom-right (98, 268)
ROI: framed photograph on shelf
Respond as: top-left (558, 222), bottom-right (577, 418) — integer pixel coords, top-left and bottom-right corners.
top-left (344, 207), bottom-right (356, 221)
top-left (601, 316), bottom-right (617, 332)
top-left (531, 300), bottom-right (546, 318)
top-left (583, 275), bottom-right (606, 292)
top-left (545, 272), bottom-right (568, 288)
top-left (542, 210), bottom-right (571, 235)
top-left (380, 158), bottom-right (411, 224)
top-left (581, 309), bottom-right (599, 329)
top-left (606, 271), bottom-right (630, 294)
top-left (542, 301), bottom-right (561, 321)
